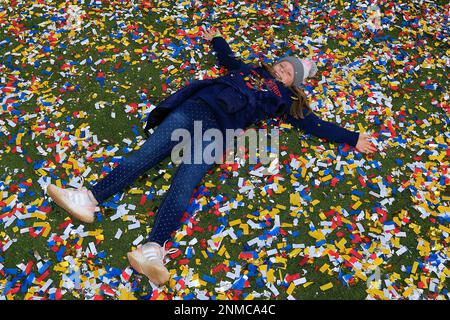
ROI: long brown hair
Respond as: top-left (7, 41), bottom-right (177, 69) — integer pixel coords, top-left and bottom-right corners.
top-left (261, 62), bottom-right (313, 119)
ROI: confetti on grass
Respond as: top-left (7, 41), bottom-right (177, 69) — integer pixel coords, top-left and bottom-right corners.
top-left (0, 0), bottom-right (449, 300)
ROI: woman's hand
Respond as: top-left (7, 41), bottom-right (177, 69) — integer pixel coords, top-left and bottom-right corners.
top-left (201, 26), bottom-right (220, 41)
top-left (355, 133), bottom-right (377, 154)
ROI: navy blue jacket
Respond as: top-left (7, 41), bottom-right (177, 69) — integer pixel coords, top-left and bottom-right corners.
top-left (144, 36), bottom-right (359, 147)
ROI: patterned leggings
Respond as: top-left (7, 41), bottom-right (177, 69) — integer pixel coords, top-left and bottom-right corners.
top-left (89, 99), bottom-right (223, 245)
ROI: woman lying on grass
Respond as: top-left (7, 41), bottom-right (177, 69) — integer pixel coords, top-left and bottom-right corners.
top-left (46, 26), bottom-right (377, 286)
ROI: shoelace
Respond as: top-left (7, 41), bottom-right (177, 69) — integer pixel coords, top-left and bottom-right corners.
top-left (162, 240), bottom-right (179, 265)
top-left (64, 176), bottom-right (96, 207)
top-left (77, 176), bottom-right (86, 190)
top-left (142, 240), bottom-right (179, 265)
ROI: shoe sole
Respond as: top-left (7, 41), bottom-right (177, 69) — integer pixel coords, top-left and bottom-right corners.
top-left (127, 251), bottom-right (170, 286)
top-left (46, 184), bottom-right (95, 223)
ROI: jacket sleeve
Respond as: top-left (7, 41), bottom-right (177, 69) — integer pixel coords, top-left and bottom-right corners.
top-left (285, 111), bottom-right (360, 147)
top-left (210, 36), bottom-right (245, 71)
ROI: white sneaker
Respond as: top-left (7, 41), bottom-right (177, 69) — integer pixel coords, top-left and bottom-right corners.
top-left (45, 176), bottom-right (98, 223)
top-left (127, 240), bottom-right (178, 286)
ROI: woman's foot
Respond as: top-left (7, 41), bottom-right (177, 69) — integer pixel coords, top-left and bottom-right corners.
top-left (127, 241), bottom-right (178, 286)
top-left (45, 177), bottom-right (98, 223)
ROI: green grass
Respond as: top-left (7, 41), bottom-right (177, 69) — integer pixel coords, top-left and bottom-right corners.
top-left (0, 0), bottom-right (449, 300)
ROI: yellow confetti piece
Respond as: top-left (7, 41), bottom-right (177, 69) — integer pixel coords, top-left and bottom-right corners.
top-left (287, 282), bottom-right (296, 295)
top-left (266, 269), bottom-right (275, 283)
top-left (13, 44), bottom-right (24, 52)
top-left (244, 293), bottom-right (254, 300)
top-left (36, 168), bottom-right (47, 176)
top-left (278, 270), bottom-right (283, 282)
top-left (289, 248), bottom-right (302, 258)
top-left (320, 282), bottom-right (333, 291)
top-left (229, 219), bottom-right (241, 227)
top-left (218, 246), bottom-right (227, 257)
top-left (33, 222), bottom-right (51, 237)
top-left (31, 212), bottom-right (47, 220)
top-left (309, 230), bottom-right (325, 240)
top-left (443, 268), bottom-right (450, 277)
top-left (336, 238), bottom-right (347, 250)
top-left (275, 256), bottom-right (287, 267)
top-left (412, 262), bottom-right (419, 274)
top-left (319, 264), bottom-right (330, 273)
top-left (205, 182), bottom-right (216, 188)
top-left (352, 201), bottom-right (362, 210)
top-left (4, 195), bottom-right (16, 205)
top-left (301, 167), bottom-right (307, 178)
top-left (118, 289), bottom-right (137, 300)
top-left (439, 225), bottom-right (450, 234)
top-left (290, 193), bottom-right (301, 206)
top-left (239, 224), bottom-right (249, 235)
top-left (369, 227), bottom-right (382, 234)
top-left (355, 270), bottom-right (367, 281)
top-left (373, 258), bottom-right (384, 266)
top-left (53, 261), bottom-right (69, 272)
top-left (403, 287), bottom-right (413, 298)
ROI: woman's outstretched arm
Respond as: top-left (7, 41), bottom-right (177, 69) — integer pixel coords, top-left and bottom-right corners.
top-left (284, 111), bottom-right (377, 153)
top-left (201, 26), bottom-right (244, 71)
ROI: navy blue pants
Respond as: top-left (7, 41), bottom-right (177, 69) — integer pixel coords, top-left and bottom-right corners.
top-left (89, 99), bottom-right (223, 246)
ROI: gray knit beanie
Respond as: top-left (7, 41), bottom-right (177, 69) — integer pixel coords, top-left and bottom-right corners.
top-left (277, 56), bottom-right (317, 87)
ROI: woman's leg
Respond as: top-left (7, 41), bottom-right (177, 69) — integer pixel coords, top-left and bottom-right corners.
top-left (126, 99), bottom-right (224, 285)
top-left (88, 104), bottom-right (198, 204)
top-left (146, 101), bottom-right (223, 246)
top-left (146, 161), bottom-right (214, 246)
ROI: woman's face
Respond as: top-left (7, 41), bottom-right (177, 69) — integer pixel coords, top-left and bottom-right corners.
top-left (273, 61), bottom-right (295, 86)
